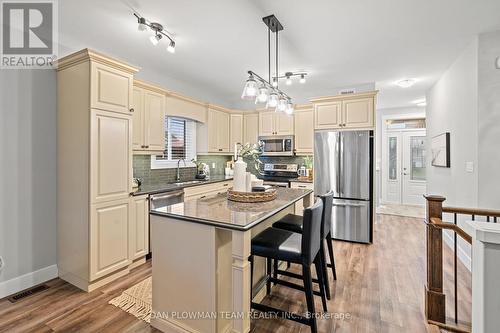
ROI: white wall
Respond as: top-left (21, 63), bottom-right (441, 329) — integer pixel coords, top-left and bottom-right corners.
top-left (477, 30), bottom-right (500, 209)
top-left (375, 106), bottom-right (425, 206)
top-left (0, 70), bottom-right (58, 296)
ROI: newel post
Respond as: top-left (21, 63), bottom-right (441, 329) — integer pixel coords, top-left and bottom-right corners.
top-left (424, 195), bottom-right (446, 324)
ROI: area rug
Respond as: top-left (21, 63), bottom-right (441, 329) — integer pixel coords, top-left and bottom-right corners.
top-left (376, 204), bottom-right (425, 219)
top-left (109, 277), bottom-right (152, 323)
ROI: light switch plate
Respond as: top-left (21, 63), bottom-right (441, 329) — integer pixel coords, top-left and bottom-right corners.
top-left (465, 161), bottom-right (474, 173)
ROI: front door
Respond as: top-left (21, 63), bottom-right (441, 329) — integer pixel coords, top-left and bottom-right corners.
top-left (383, 129), bottom-right (426, 205)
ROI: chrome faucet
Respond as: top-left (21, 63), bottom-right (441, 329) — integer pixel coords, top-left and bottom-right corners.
top-left (176, 158), bottom-right (186, 182)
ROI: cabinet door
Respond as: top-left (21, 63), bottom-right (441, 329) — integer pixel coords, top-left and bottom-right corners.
top-left (207, 109), bottom-right (219, 152)
top-left (294, 109), bottom-right (314, 154)
top-left (243, 114), bottom-right (259, 145)
top-left (90, 198), bottom-right (131, 280)
top-left (230, 114), bottom-right (243, 152)
top-left (91, 62), bottom-right (133, 114)
top-left (290, 182), bottom-right (314, 215)
top-left (132, 87), bottom-right (145, 151)
top-left (275, 113), bottom-right (294, 135)
top-left (259, 112), bottom-right (275, 136)
top-left (91, 109), bottom-right (132, 203)
top-left (144, 90), bottom-right (165, 152)
top-left (342, 98), bottom-right (374, 128)
top-left (130, 195), bottom-right (149, 260)
top-left (314, 101), bottom-right (342, 129)
top-left (217, 111), bottom-right (230, 152)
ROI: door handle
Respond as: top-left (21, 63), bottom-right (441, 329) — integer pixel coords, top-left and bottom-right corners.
top-left (129, 108), bottom-right (134, 113)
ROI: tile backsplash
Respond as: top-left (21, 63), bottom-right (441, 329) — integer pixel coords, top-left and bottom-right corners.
top-left (133, 154), bottom-right (312, 184)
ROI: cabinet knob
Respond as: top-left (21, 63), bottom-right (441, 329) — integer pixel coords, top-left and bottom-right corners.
top-left (145, 145), bottom-right (149, 148)
top-left (129, 108), bottom-right (134, 113)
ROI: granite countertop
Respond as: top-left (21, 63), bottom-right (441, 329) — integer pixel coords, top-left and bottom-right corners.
top-left (132, 175), bottom-right (233, 196)
top-left (289, 178), bottom-right (313, 184)
top-left (150, 187), bottom-right (312, 231)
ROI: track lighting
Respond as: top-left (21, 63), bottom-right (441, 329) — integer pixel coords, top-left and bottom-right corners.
top-left (272, 78), bottom-right (278, 87)
top-left (134, 13), bottom-right (176, 54)
top-left (285, 75), bottom-right (292, 85)
top-left (300, 74), bottom-right (306, 84)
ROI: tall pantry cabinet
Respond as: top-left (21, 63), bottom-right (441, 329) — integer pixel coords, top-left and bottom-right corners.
top-left (57, 49), bottom-right (145, 291)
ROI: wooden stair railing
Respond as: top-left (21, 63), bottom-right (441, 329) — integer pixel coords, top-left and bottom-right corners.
top-left (424, 195), bottom-right (500, 333)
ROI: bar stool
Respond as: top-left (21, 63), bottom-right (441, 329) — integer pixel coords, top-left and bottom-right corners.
top-left (272, 191), bottom-right (337, 300)
top-left (250, 200), bottom-right (326, 333)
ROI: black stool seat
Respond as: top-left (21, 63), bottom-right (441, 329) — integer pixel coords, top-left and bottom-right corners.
top-left (272, 214), bottom-right (303, 233)
top-left (251, 228), bottom-right (302, 263)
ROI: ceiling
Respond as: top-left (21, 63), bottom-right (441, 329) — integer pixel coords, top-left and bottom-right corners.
top-left (58, 0), bottom-right (500, 110)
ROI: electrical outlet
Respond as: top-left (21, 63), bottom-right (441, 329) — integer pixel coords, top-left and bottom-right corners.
top-left (212, 162), bottom-right (216, 169)
top-left (0, 256), bottom-right (4, 272)
top-left (465, 161), bottom-right (474, 173)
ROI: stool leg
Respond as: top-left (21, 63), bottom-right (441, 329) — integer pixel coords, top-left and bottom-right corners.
top-left (302, 265), bottom-right (317, 333)
top-left (266, 258), bottom-right (271, 295)
top-left (320, 241), bottom-right (331, 300)
top-left (249, 255), bottom-right (254, 301)
top-left (273, 259), bottom-right (278, 285)
top-left (314, 254), bottom-right (328, 312)
top-left (326, 232), bottom-right (337, 280)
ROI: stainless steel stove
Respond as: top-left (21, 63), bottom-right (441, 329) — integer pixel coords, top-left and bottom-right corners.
top-left (259, 163), bottom-right (298, 188)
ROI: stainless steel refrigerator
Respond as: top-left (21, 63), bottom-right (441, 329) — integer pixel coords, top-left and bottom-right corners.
top-left (314, 130), bottom-right (373, 243)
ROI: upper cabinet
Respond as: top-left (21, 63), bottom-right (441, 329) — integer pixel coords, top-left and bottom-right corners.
top-left (243, 113), bottom-right (259, 145)
top-left (229, 114), bottom-right (243, 152)
top-left (198, 107), bottom-right (231, 153)
top-left (312, 91), bottom-right (377, 130)
top-left (259, 111), bottom-right (294, 136)
top-left (91, 62), bottom-right (134, 114)
top-left (132, 81), bottom-right (166, 154)
top-left (294, 107), bottom-right (314, 155)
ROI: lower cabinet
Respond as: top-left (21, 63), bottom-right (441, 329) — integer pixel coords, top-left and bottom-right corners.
top-left (130, 195), bottom-right (150, 260)
top-left (184, 181), bottom-right (233, 200)
top-left (90, 198), bottom-right (131, 280)
top-left (290, 182), bottom-right (314, 216)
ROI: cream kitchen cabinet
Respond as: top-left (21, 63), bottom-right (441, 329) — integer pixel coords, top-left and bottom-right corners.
top-left (294, 107), bottom-right (314, 154)
top-left (132, 81), bottom-right (166, 154)
top-left (205, 108), bottom-right (230, 153)
top-left (90, 109), bottom-right (132, 204)
top-left (130, 195), bottom-right (149, 260)
top-left (90, 198), bottom-right (131, 280)
top-left (57, 49), bottom-right (144, 292)
top-left (290, 181), bottom-right (314, 215)
top-left (91, 61), bottom-right (134, 114)
top-left (243, 113), bottom-right (259, 145)
top-left (229, 114), bottom-right (243, 152)
top-left (183, 181), bottom-right (233, 200)
top-left (312, 91), bottom-right (377, 130)
top-left (259, 111), bottom-right (294, 136)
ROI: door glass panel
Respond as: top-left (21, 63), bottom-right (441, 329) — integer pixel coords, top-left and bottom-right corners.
top-left (389, 137), bottom-right (397, 180)
top-left (410, 137), bottom-right (426, 181)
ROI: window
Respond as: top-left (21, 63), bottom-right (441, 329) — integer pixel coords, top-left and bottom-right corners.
top-left (151, 116), bottom-right (197, 169)
top-left (410, 136), bottom-right (426, 181)
top-left (388, 136), bottom-right (398, 180)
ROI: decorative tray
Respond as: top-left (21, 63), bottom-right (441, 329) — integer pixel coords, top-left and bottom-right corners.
top-left (227, 187), bottom-right (277, 203)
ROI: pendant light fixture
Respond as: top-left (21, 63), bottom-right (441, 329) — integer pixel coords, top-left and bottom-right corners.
top-left (242, 15), bottom-right (307, 114)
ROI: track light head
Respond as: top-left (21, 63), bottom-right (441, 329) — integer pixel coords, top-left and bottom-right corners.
top-left (167, 40), bottom-right (176, 53)
top-left (137, 17), bottom-right (147, 31)
top-left (299, 74), bottom-right (306, 84)
top-left (150, 33), bottom-right (162, 46)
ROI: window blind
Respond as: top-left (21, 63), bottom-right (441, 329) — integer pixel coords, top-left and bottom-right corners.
top-left (156, 116), bottom-right (196, 162)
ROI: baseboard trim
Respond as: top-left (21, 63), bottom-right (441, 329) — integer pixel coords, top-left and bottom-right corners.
top-left (0, 265), bottom-right (58, 299)
top-left (443, 230), bottom-right (471, 271)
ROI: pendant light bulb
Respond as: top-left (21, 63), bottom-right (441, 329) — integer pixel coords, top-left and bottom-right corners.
top-left (299, 74), bottom-right (306, 84)
top-left (150, 33), bottom-right (161, 46)
top-left (267, 92), bottom-right (279, 108)
top-left (241, 75), bottom-right (258, 100)
top-left (277, 97), bottom-right (287, 112)
top-left (167, 40), bottom-right (176, 53)
top-left (137, 17), bottom-right (147, 31)
top-left (272, 78), bottom-right (278, 87)
top-left (256, 86), bottom-right (269, 104)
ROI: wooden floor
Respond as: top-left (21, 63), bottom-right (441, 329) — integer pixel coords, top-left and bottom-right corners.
top-left (0, 214), bottom-right (471, 333)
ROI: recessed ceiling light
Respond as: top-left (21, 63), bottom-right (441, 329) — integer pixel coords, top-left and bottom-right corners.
top-left (396, 79), bottom-right (416, 88)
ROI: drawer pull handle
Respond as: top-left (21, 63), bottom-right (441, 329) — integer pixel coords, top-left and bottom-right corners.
top-left (129, 108), bottom-right (134, 113)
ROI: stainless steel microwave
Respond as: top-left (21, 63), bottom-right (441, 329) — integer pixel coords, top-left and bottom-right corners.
top-left (259, 135), bottom-right (294, 156)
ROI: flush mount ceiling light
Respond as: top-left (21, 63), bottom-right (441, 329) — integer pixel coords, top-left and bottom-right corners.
top-left (242, 15), bottom-right (307, 114)
top-left (396, 79), bottom-right (416, 88)
top-left (134, 13), bottom-right (176, 54)
top-left (412, 98), bottom-right (427, 107)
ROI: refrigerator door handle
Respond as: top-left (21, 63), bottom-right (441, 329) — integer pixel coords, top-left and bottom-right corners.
top-left (339, 132), bottom-right (344, 196)
top-left (335, 132), bottom-right (341, 196)
top-left (333, 202), bottom-right (366, 208)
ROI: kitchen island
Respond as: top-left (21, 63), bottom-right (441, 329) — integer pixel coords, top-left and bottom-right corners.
top-left (150, 187), bottom-right (312, 333)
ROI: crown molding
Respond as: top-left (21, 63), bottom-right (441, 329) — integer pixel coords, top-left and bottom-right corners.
top-left (56, 48), bottom-right (140, 73)
top-left (310, 90), bottom-right (378, 103)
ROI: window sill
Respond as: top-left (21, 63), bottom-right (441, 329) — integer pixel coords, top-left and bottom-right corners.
top-left (150, 160), bottom-right (197, 170)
